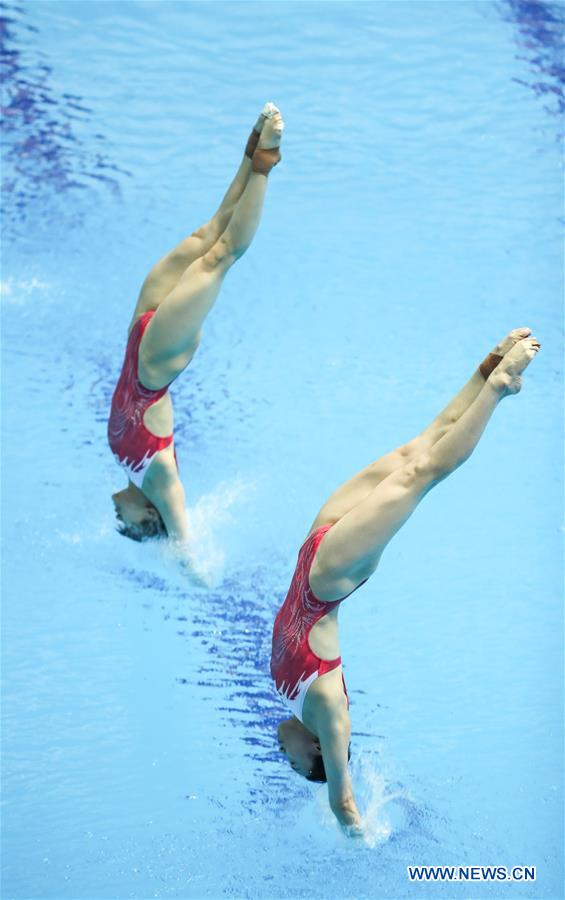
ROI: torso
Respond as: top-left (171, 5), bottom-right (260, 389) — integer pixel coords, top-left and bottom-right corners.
top-left (108, 311), bottom-right (176, 489)
top-left (307, 603), bottom-right (340, 660)
top-left (271, 526), bottom-right (362, 724)
top-left (141, 390), bottom-right (174, 441)
top-left (131, 309), bottom-right (187, 456)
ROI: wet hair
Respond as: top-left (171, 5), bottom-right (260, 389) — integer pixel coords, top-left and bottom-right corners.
top-left (116, 511), bottom-right (167, 542)
top-left (305, 743), bottom-right (352, 784)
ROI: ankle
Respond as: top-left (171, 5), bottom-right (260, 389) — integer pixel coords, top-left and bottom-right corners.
top-left (478, 352), bottom-right (503, 380)
top-left (245, 129), bottom-right (260, 159)
top-left (251, 146), bottom-right (281, 176)
top-left (484, 372), bottom-right (510, 398)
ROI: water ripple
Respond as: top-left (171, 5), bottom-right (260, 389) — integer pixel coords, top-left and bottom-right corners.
top-left (0, 2), bottom-right (129, 238)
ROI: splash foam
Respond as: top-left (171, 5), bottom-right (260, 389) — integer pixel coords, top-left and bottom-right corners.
top-left (311, 751), bottom-right (413, 848)
top-left (162, 476), bottom-right (255, 587)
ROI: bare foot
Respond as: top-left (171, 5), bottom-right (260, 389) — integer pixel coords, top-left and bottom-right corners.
top-left (245, 102), bottom-right (279, 158)
top-left (493, 326), bottom-right (532, 356)
top-left (479, 327), bottom-right (533, 379)
top-left (489, 337), bottom-right (541, 395)
top-left (252, 110), bottom-right (284, 175)
top-left (254, 101), bottom-right (279, 130)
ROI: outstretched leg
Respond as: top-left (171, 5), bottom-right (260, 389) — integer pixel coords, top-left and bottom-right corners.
top-left (138, 112), bottom-right (284, 388)
top-left (131, 104), bottom-right (278, 323)
top-left (310, 328), bottom-right (532, 530)
top-left (309, 337), bottom-right (540, 601)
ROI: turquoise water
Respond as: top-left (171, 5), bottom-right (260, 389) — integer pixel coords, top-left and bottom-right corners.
top-left (1, 1), bottom-right (563, 898)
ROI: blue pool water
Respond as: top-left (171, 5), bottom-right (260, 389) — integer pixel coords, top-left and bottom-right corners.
top-left (1, 1), bottom-right (563, 898)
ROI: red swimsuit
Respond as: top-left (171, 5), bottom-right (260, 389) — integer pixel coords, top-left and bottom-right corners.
top-left (271, 525), bottom-right (364, 723)
top-left (108, 311), bottom-right (174, 488)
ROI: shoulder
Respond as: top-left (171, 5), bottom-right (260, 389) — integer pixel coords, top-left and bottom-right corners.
top-left (305, 671), bottom-right (349, 730)
top-left (142, 446), bottom-right (178, 490)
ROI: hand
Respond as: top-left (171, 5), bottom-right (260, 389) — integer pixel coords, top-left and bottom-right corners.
top-left (344, 821), bottom-right (365, 839)
top-left (166, 540), bottom-right (211, 587)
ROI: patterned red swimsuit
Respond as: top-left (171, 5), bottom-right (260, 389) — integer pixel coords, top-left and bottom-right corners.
top-left (271, 525), bottom-right (364, 723)
top-left (108, 311), bottom-right (174, 488)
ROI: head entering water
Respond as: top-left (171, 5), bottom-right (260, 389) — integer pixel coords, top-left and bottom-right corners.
top-left (277, 718), bottom-right (352, 783)
top-left (277, 718), bottom-right (323, 780)
top-left (112, 485), bottom-right (167, 542)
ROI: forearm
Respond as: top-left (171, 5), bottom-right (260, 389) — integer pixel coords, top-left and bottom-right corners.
top-left (159, 492), bottom-right (189, 541)
top-left (143, 478), bottom-right (189, 542)
top-left (162, 509), bottom-right (190, 542)
top-left (330, 794), bottom-right (362, 831)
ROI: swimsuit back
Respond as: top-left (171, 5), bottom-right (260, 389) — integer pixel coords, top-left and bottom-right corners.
top-left (108, 311), bottom-right (174, 488)
top-left (271, 525), bottom-right (354, 723)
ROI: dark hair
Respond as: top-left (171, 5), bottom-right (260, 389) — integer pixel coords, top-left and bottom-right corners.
top-left (305, 743), bottom-right (352, 784)
top-left (116, 511), bottom-right (167, 542)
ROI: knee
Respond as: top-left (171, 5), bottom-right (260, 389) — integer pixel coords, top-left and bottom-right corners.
top-left (189, 221), bottom-right (224, 251)
top-left (399, 451), bottom-right (444, 487)
top-left (387, 437), bottom-right (428, 472)
top-left (190, 222), bottom-right (213, 243)
top-left (201, 237), bottom-right (238, 272)
top-left (395, 438), bottom-right (421, 462)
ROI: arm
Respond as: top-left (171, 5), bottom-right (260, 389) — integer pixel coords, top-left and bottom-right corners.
top-left (142, 455), bottom-right (190, 542)
top-left (151, 481), bottom-right (189, 542)
top-left (316, 705), bottom-right (363, 833)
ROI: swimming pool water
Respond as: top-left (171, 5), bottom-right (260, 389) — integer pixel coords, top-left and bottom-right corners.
top-left (2, 1), bottom-right (563, 898)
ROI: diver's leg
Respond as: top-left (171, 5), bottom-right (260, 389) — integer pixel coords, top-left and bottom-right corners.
top-left (132, 105), bottom-right (278, 320)
top-left (310, 327), bottom-right (532, 530)
top-left (138, 113), bottom-right (284, 387)
top-left (310, 337), bottom-right (540, 599)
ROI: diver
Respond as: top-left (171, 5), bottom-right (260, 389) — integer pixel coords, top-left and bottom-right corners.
top-left (272, 329), bottom-right (540, 833)
top-left (108, 103), bottom-right (284, 542)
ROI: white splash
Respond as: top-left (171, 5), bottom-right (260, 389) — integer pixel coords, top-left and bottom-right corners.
top-left (54, 476), bottom-right (254, 592)
top-left (57, 531), bottom-right (83, 545)
top-left (0, 277), bottom-right (51, 304)
top-left (312, 751), bottom-right (413, 849)
top-left (356, 769), bottom-right (395, 846)
top-left (162, 476), bottom-right (255, 587)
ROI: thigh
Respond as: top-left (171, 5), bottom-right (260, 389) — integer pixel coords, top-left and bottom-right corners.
top-left (310, 455), bottom-right (436, 600)
top-left (131, 225), bottom-right (218, 322)
top-left (138, 247), bottom-right (232, 387)
top-left (310, 434), bottom-right (433, 532)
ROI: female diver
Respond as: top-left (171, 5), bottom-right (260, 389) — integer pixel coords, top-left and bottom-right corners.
top-left (271, 329), bottom-right (540, 833)
top-left (108, 103), bottom-right (284, 542)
